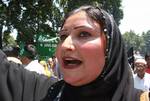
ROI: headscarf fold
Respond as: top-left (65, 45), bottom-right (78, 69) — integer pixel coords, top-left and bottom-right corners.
top-left (99, 8), bottom-right (135, 101)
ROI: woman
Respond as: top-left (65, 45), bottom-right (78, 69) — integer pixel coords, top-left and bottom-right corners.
top-left (0, 5), bottom-right (148, 101)
top-left (43, 5), bottom-right (148, 101)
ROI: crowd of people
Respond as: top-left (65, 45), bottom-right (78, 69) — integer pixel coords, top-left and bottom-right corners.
top-left (3, 44), bottom-right (62, 79)
top-left (0, 5), bottom-right (150, 101)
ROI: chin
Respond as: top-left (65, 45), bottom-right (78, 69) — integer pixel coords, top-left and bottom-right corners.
top-left (63, 76), bottom-right (83, 86)
top-left (64, 76), bottom-right (92, 86)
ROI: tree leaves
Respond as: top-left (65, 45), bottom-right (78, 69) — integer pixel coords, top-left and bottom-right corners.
top-left (0, 0), bottom-right (123, 45)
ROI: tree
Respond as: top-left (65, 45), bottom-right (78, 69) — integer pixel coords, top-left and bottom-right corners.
top-left (1, 0), bottom-right (58, 44)
top-left (0, 1), bottom-right (7, 49)
top-left (122, 30), bottom-right (145, 53)
top-left (1, 0), bottom-right (123, 41)
top-left (3, 30), bottom-right (17, 48)
top-left (142, 30), bottom-right (150, 53)
top-left (0, 0), bottom-right (123, 56)
top-left (59, 0), bottom-right (123, 25)
top-left (100, 0), bottom-right (123, 25)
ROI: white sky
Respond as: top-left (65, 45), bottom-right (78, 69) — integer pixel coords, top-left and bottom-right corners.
top-left (119, 0), bottom-right (150, 34)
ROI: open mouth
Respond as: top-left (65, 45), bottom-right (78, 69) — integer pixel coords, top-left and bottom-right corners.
top-left (63, 57), bottom-right (82, 69)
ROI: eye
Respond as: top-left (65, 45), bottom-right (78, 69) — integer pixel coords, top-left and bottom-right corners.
top-left (59, 34), bottom-right (68, 42)
top-left (79, 31), bottom-right (91, 38)
top-left (58, 31), bottom-right (69, 42)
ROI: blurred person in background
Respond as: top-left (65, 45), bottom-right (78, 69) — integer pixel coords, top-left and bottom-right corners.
top-left (20, 44), bottom-right (45, 74)
top-left (3, 46), bottom-right (22, 64)
top-left (145, 52), bottom-right (150, 74)
top-left (133, 58), bottom-right (150, 91)
top-left (40, 60), bottom-right (56, 77)
top-left (51, 56), bottom-right (63, 80)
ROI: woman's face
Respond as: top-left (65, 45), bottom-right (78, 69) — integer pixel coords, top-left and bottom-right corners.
top-left (56, 11), bottom-right (106, 86)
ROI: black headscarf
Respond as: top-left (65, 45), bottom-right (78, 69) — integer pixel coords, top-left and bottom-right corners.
top-left (99, 8), bottom-right (135, 101)
top-left (43, 5), bottom-right (141, 101)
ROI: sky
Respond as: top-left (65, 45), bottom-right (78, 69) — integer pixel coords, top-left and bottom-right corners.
top-left (119, 0), bottom-right (150, 34)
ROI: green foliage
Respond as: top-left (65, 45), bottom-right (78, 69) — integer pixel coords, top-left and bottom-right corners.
top-left (142, 30), bottom-right (150, 53)
top-left (59, 0), bottom-right (123, 25)
top-left (3, 30), bottom-right (17, 47)
top-left (0, 0), bottom-right (123, 56)
top-left (1, 0), bottom-right (123, 43)
top-left (122, 30), bottom-right (150, 54)
top-left (1, 0), bottom-right (58, 44)
top-left (123, 31), bottom-right (140, 50)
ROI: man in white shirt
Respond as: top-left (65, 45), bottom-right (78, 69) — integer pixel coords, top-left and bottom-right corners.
top-left (133, 58), bottom-right (150, 91)
top-left (20, 44), bottom-right (45, 74)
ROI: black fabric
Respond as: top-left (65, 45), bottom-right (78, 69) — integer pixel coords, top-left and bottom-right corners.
top-left (0, 50), bottom-right (57, 101)
top-left (100, 9), bottom-right (135, 101)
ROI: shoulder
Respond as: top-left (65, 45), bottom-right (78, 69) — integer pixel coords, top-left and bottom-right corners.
top-left (144, 73), bottom-right (150, 79)
top-left (133, 74), bottom-right (139, 80)
top-left (133, 73), bottom-right (137, 77)
top-left (25, 60), bottom-right (45, 74)
top-left (41, 80), bottom-right (65, 101)
top-left (0, 50), bottom-right (7, 62)
top-left (145, 73), bottom-right (150, 76)
top-left (7, 57), bottom-right (22, 64)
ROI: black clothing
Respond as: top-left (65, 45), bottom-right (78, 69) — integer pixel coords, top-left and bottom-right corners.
top-left (0, 50), bottom-right (57, 101)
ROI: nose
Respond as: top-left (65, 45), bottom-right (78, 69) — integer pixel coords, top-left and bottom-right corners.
top-left (61, 36), bottom-right (75, 51)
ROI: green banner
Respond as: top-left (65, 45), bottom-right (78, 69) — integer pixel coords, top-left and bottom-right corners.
top-left (35, 34), bottom-right (59, 60)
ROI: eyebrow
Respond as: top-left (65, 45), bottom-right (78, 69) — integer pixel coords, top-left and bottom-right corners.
top-left (60, 29), bottom-right (67, 32)
top-left (74, 25), bottom-right (93, 29)
top-left (74, 25), bottom-right (101, 34)
top-left (60, 25), bottom-right (93, 31)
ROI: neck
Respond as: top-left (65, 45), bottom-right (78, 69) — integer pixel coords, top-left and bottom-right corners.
top-left (61, 77), bottom-right (116, 101)
top-left (23, 58), bottom-right (32, 65)
top-left (137, 73), bottom-right (145, 79)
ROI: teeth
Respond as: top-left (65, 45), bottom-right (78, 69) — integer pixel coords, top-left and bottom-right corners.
top-left (64, 59), bottom-right (82, 65)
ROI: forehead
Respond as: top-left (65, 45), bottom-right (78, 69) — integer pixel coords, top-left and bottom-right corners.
top-left (135, 59), bottom-right (146, 64)
top-left (135, 62), bottom-right (145, 65)
top-left (62, 11), bottom-right (100, 30)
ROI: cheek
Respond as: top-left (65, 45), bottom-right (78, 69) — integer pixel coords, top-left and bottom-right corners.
top-left (79, 39), bottom-right (106, 72)
top-left (80, 38), bottom-right (105, 59)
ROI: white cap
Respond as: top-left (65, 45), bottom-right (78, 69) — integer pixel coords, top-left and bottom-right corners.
top-left (135, 58), bottom-right (147, 65)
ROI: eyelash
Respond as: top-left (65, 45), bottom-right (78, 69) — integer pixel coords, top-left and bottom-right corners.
top-left (59, 34), bottom-right (68, 42)
top-left (59, 31), bottom-right (92, 42)
top-left (78, 31), bottom-right (91, 38)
